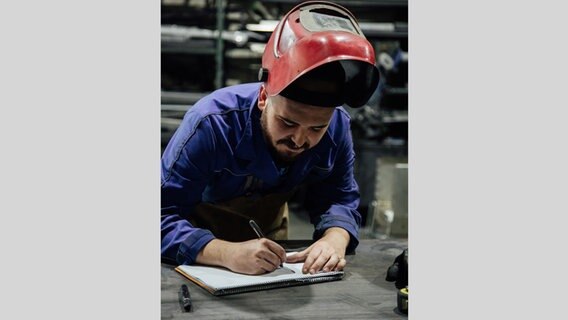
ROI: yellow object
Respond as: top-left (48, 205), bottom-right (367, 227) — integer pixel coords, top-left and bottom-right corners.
top-left (397, 287), bottom-right (408, 314)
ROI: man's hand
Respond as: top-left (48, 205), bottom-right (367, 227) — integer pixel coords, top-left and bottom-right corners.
top-left (286, 227), bottom-right (350, 274)
top-left (196, 238), bottom-right (287, 275)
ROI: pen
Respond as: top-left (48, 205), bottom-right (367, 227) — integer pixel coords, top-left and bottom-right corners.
top-left (180, 284), bottom-right (192, 312)
top-left (249, 219), bottom-right (283, 268)
top-left (249, 219), bottom-right (265, 238)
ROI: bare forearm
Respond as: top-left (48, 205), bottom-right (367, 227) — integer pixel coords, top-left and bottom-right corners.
top-left (322, 227), bottom-right (350, 255)
top-left (195, 239), bottom-right (232, 267)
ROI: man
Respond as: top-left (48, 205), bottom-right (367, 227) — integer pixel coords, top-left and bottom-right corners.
top-left (161, 1), bottom-right (380, 275)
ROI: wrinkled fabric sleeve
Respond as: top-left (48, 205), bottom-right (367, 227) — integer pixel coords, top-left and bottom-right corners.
top-left (305, 127), bottom-right (362, 254)
top-left (161, 114), bottom-right (217, 265)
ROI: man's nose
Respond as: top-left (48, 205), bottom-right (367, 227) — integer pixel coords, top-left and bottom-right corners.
top-left (290, 128), bottom-right (308, 148)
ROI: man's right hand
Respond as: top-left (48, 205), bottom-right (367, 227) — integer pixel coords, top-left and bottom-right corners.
top-left (195, 238), bottom-right (287, 275)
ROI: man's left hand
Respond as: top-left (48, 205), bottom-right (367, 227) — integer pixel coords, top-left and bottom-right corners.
top-left (286, 227), bottom-right (350, 274)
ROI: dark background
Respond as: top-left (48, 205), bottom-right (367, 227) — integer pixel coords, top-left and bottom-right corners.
top-left (161, 0), bottom-right (408, 238)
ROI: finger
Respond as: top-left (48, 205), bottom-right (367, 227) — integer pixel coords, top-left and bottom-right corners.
top-left (302, 247), bottom-right (322, 274)
top-left (322, 254), bottom-right (340, 272)
top-left (333, 258), bottom-right (347, 271)
top-left (286, 246), bottom-right (311, 263)
top-left (263, 239), bottom-right (287, 265)
top-left (257, 247), bottom-right (282, 269)
top-left (308, 251), bottom-right (332, 274)
top-left (254, 256), bottom-right (277, 273)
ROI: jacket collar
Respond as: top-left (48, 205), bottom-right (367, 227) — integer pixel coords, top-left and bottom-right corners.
top-left (234, 96), bottom-right (260, 162)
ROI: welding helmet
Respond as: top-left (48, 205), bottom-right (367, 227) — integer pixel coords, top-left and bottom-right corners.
top-left (258, 1), bottom-right (380, 108)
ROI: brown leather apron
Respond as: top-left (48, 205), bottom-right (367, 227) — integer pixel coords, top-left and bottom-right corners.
top-left (189, 188), bottom-right (297, 242)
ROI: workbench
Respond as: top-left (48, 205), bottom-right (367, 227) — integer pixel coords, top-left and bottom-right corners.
top-left (161, 238), bottom-right (408, 319)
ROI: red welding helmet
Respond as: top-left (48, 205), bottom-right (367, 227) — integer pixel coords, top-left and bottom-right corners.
top-left (259, 1), bottom-right (380, 108)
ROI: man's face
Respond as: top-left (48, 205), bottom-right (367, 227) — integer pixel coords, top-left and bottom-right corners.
top-left (258, 86), bottom-right (335, 163)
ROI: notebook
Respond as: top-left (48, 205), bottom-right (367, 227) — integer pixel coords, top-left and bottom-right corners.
top-left (175, 253), bottom-right (344, 296)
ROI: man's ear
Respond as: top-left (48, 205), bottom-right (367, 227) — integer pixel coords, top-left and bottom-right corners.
top-left (258, 85), bottom-right (268, 112)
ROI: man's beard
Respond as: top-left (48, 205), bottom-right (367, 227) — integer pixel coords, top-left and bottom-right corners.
top-left (260, 109), bottom-right (309, 163)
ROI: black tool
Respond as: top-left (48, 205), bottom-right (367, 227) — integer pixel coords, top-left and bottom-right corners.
top-left (386, 248), bottom-right (408, 314)
top-left (386, 248), bottom-right (407, 289)
top-left (179, 284), bottom-right (192, 312)
top-left (397, 287), bottom-right (408, 314)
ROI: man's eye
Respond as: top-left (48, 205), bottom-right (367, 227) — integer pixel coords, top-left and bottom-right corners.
top-left (311, 127), bottom-right (324, 132)
top-left (282, 120), bottom-right (295, 127)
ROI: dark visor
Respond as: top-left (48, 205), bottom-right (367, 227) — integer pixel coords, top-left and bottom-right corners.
top-left (280, 60), bottom-right (380, 108)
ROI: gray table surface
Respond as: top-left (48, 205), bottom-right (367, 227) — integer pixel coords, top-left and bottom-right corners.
top-left (161, 238), bottom-right (408, 319)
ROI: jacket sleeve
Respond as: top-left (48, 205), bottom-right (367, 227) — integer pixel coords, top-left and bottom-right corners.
top-left (305, 125), bottom-right (362, 254)
top-left (161, 113), bottom-right (217, 265)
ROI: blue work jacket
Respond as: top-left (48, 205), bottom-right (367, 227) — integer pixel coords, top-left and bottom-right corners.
top-left (161, 83), bottom-right (362, 264)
